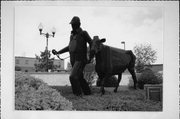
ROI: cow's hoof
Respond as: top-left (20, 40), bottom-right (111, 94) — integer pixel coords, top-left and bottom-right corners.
top-left (114, 89), bottom-right (117, 93)
top-left (101, 93), bottom-right (105, 96)
top-left (84, 91), bottom-right (91, 95)
top-left (75, 94), bottom-right (83, 97)
top-left (101, 90), bottom-right (105, 96)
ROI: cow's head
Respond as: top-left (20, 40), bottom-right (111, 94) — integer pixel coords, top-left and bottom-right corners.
top-left (89, 36), bottom-right (106, 59)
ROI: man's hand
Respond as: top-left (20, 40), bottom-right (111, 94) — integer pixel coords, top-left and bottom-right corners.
top-left (52, 49), bottom-right (58, 55)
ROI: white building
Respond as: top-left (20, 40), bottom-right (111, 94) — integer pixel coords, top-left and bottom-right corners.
top-left (15, 56), bottom-right (65, 72)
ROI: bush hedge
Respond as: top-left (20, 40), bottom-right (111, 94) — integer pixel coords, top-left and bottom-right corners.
top-left (137, 68), bottom-right (162, 89)
top-left (15, 71), bottom-right (73, 110)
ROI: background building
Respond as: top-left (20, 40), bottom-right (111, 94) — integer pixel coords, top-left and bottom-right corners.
top-left (144, 64), bottom-right (163, 73)
top-left (15, 56), bottom-right (65, 72)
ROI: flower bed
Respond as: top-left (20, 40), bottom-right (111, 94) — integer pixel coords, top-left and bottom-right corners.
top-left (15, 71), bottom-right (73, 110)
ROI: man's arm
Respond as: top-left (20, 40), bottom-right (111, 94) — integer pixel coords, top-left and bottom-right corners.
top-left (57, 46), bottom-right (69, 54)
top-left (83, 31), bottom-right (92, 45)
top-left (83, 31), bottom-right (93, 63)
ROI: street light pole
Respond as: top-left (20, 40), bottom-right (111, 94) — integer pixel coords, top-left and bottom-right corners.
top-left (38, 23), bottom-right (56, 72)
top-left (121, 41), bottom-right (125, 50)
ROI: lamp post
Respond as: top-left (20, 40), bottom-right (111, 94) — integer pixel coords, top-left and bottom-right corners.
top-left (121, 41), bottom-right (125, 50)
top-left (38, 23), bottom-right (56, 72)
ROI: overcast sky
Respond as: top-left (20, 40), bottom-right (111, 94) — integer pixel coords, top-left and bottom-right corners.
top-left (15, 6), bottom-right (163, 64)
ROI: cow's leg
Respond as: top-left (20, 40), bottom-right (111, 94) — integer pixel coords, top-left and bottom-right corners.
top-left (100, 77), bottom-right (105, 95)
top-left (100, 75), bottom-right (110, 95)
top-left (114, 73), bottom-right (122, 93)
top-left (128, 68), bottom-right (137, 89)
top-left (98, 74), bottom-right (105, 95)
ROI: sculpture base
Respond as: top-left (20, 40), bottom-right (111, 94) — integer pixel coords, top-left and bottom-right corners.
top-left (144, 84), bottom-right (162, 102)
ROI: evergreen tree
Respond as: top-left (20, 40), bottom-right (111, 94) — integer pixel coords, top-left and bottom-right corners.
top-left (66, 61), bottom-right (72, 72)
top-left (34, 49), bottom-right (55, 72)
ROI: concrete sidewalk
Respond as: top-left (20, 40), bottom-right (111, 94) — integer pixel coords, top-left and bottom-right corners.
top-left (30, 73), bottom-right (131, 86)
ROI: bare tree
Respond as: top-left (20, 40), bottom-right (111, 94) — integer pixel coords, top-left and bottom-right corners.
top-left (133, 43), bottom-right (157, 73)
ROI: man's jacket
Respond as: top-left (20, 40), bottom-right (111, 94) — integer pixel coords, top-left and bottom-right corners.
top-left (58, 28), bottom-right (92, 64)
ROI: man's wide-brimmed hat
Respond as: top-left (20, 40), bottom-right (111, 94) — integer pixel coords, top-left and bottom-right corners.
top-left (70, 16), bottom-right (80, 24)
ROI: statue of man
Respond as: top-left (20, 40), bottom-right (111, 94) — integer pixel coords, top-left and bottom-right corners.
top-left (52, 16), bottom-right (92, 96)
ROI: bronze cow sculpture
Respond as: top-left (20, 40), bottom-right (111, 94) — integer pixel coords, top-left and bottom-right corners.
top-left (89, 36), bottom-right (137, 95)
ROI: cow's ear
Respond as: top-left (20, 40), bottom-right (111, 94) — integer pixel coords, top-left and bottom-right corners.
top-left (100, 38), bottom-right (106, 43)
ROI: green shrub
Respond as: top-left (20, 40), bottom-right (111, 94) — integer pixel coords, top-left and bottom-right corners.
top-left (96, 75), bottom-right (118, 87)
top-left (15, 66), bottom-right (21, 71)
top-left (155, 72), bottom-right (163, 84)
top-left (137, 68), bottom-right (162, 89)
top-left (15, 71), bottom-right (73, 110)
top-left (84, 71), bottom-right (97, 87)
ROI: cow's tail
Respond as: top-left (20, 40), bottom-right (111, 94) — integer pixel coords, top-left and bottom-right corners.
top-left (126, 50), bottom-right (136, 68)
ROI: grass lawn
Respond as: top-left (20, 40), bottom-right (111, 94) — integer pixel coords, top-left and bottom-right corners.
top-left (51, 85), bottom-right (162, 111)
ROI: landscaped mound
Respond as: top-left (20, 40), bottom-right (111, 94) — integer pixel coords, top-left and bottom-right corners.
top-left (15, 71), bottom-right (73, 110)
top-left (53, 86), bottom-right (162, 111)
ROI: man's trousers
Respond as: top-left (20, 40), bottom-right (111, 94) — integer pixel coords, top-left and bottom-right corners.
top-left (69, 61), bottom-right (91, 95)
